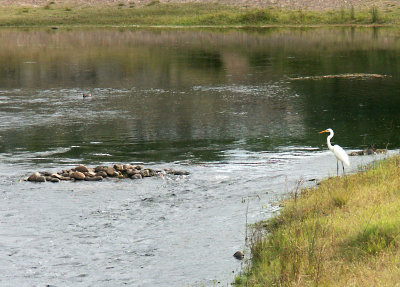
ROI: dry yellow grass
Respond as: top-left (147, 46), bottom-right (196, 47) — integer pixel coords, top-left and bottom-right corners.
top-left (237, 155), bottom-right (400, 286)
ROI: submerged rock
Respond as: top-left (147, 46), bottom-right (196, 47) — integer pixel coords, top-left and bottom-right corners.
top-left (233, 251), bottom-right (244, 260)
top-left (164, 168), bottom-right (190, 176)
top-left (173, 170), bottom-right (190, 176)
top-left (85, 176), bottom-right (103, 181)
top-left (132, 174), bottom-right (142, 179)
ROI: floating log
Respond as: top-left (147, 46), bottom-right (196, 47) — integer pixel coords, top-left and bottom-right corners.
top-left (289, 73), bottom-right (391, 81)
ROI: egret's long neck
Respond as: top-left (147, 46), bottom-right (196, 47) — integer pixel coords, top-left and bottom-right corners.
top-left (327, 131), bottom-right (334, 151)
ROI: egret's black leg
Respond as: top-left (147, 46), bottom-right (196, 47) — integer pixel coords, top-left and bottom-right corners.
top-left (337, 161), bottom-right (339, 176)
top-left (342, 162), bottom-right (345, 175)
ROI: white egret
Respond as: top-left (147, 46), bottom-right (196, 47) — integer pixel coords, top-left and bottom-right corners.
top-left (319, 128), bottom-right (350, 175)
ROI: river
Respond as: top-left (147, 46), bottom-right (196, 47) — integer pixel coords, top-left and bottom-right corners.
top-left (0, 27), bottom-right (399, 286)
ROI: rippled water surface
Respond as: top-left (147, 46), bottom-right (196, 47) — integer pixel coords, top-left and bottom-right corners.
top-left (1, 28), bottom-right (400, 286)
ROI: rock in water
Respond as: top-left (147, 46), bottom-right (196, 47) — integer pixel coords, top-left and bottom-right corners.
top-left (141, 169), bottom-right (150, 177)
top-left (84, 171), bottom-right (96, 177)
top-left (114, 164), bottom-right (124, 171)
top-left (27, 172), bottom-right (46, 182)
top-left (70, 171), bottom-right (86, 180)
top-left (233, 251), bottom-right (244, 260)
top-left (74, 165), bottom-right (89, 173)
top-left (106, 167), bottom-right (117, 177)
top-left (28, 172), bottom-right (40, 181)
top-left (123, 164), bottom-right (134, 170)
top-left (51, 173), bottom-right (63, 180)
top-left (126, 169), bottom-right (139, 177)
top-left (94, 166), bottom-right (107, 172)
top-left (96, 171), bottom-right (108, 178)
top-left (26, 163), bottom-right (189, 183)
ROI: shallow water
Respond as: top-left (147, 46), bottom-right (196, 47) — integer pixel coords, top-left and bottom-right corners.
top-left (0, 28), bottom-right (400, 286)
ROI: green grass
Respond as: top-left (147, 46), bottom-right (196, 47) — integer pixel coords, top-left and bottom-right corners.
top-left (236, 155), bottom-right (400, 286)
top-left (1, 3), bottom-right (400, 27)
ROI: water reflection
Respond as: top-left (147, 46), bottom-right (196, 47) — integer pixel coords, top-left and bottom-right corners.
top-left (0, 28), bottom-right (399, 163)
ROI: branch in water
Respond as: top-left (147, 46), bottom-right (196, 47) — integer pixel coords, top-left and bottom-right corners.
top-left (289, 73), bottom-right (391, 80)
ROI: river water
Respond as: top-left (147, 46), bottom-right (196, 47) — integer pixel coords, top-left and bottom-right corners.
top-left (0, 28), bottom-right (400, 286)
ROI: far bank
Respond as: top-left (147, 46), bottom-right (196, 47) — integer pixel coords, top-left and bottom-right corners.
top-left (0, 3), bottom-right (400, 27)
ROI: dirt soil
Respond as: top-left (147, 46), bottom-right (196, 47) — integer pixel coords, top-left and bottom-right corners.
top-left (0, 0), bottom-right (397, 10)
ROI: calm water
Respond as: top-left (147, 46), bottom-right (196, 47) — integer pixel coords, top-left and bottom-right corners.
top-left (0, 27), bottom-right (399, 286)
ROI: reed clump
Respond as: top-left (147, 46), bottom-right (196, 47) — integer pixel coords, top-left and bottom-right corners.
top-left (237, 155), bottom-right (400, 286)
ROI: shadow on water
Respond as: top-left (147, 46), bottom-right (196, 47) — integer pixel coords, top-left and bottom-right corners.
top-left (0, 27), bottom-right (400, 286)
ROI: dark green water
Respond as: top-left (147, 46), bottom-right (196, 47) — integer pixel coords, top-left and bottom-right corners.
top-left (0, 28), bottom-right (399, 164)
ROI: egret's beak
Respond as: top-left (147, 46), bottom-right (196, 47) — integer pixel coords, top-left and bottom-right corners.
top-left (319, 129), bottom-right (328, 134)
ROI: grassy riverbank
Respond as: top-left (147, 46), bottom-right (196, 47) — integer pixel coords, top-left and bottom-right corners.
top-left (236, 154), bottom-right (400, 286)
top-left (1, 2), bottom-right (400, 27)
